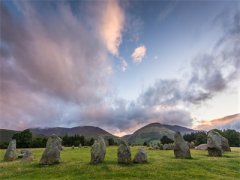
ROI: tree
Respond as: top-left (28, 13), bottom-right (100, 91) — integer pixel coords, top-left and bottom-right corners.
top-left (12, 129), bottom-right (32, 148)
top-left (161, 136), bottom-right (174, 144)
top-left (31, 137), bottom-right (47, 148)
top-left (143, 141), bottom-right (148, 146)
top-left (108, 138), bottom-right (115, 146)
top-left (183, 133), bottom-right (195, 142)
top-left (222, 129), bottom-right (240, 147)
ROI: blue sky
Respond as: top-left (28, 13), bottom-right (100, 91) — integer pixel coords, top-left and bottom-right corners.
top-left (0, 0), bottom-right (239, 135)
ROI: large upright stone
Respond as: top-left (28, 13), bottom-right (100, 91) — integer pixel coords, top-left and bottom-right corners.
top-left (90, 136), bottom-right (106, 164)
top-left (174, 132), bottom-right (191, 159)
top-left (207, 130), bottom-right (223, 156)
top-left (4, 139), bottom-right (18, 161)
top-left (117, 140), bottom-right (131, 164)
top-left (133, 146), bottom-right (147, 163)
top-left (39, 134), bottom-right (62, 165)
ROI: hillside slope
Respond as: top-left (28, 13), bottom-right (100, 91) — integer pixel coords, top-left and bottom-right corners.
top-left (125, 122), bottom-right (196, 145)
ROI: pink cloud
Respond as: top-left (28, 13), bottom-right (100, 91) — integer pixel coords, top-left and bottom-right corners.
top-left (193, 114), bottom-right (240, 130)
top-left (132, 45), bottom-right (147, 63)
top-left (99, 0), bottom-right (125, 55)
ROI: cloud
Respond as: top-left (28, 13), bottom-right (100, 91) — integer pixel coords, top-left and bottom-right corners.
top-left (0, 2), bottom-right (239, 135)
top-left (0, 1), bottom-right (112, 129)
top-left (121, 59), bottom-right (128, 72)
top-left (139, 10), bottom-right (240, 107)
top-left (193, 114), bottom-right (240, 131)
top-left (98, 0), bottom-right (125, 55)
top-left (131, 45), bottom-right (146, 63)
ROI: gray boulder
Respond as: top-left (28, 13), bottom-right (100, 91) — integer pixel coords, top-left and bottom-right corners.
top-left (79, 143), bottom-right (82, 148)
top-left (90, 137), bottom-right (106, 164)
top-left (174, 132), bottom-right (191, 159)
top-left (4, 139), bottom-right (18, 161)
top-left (207, 130), bottom-right (224, 156)
top-left (150, 144), bottom-right (160, 150)
top-left (133, 147), bottom-right (147, 163)
top-left (163, 143), bottom-right (174, 150)
top-left (39, 134), bottom-right (62, 165)
top-left (158, 144), bottom-right (163, 150)
top-left (20, 149), bottom-right (33, 161)
top-left (221, 136), bottom-right (231, 152)
top-left (195, 144), bottom-right (208, 150)
top-left (188, 141), bottom-right (195, 149)
top-left (117, 140), bottom-right (131, 164)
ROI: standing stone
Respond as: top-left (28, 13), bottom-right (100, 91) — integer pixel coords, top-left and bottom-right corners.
top-left (39, 134), bottom-right (62, 165)
top-left (118, 140), bottom-right (131, 164)
top-left (21, 149), bottom-right (33, 161)
top-left (79, 143), bottom-right (82, 148)
top-left (90, 137), bottom-right (106, 164)
top-left (221, 136), bottom-right (231, 152)
top-left (207, 130), bottom-right (223, 156)
top-left (4, 139), bottom-right (18, 161)
top-left (174, 132), bottom-right (191, 159)
top-left (133, 146), bottom-right (147, 163)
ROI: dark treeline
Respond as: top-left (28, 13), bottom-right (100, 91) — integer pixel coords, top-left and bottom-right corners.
top-left (0, 129), bottom-right (117, 149)
top-left (183, 129), bottom-right (240, 147)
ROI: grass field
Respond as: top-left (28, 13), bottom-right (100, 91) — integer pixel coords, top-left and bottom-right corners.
top-left (0, 146), bottom-right (239, 179)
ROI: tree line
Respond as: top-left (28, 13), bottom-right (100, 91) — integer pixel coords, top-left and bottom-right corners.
top-left (143, 129), bottom-right (239, 147)
top-left (0, 129), bottom-right (117, 149)
top-left (183, 129), bottom-right (240, 147)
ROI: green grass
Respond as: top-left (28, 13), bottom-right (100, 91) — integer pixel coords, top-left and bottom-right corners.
top-left (0, 147), bottom-right (239, 179)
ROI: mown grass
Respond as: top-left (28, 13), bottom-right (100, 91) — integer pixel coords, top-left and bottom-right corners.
top-left (0, 147), bottom-right (239, 179)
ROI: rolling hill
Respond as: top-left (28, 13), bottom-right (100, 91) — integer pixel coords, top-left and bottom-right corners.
top-left (0, 126), bottom-right (118, 144)
top-left (30, 126), bottom-right (116, 139)
top-left (123, 122), bottom-right (196, 145)
top-left (0, 129), bottom-right (19, 143)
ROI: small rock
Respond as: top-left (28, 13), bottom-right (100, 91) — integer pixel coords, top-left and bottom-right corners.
top-left (221, 136), bottom-right (231, 152)
top-left (195, 144), bottom-right (208, 150)
top-left (133, 147), bottom-right (147, 163)
top-left (163, 143), bottom-right (174, 150)
top-left (21, 149), bottom-right (33, 161)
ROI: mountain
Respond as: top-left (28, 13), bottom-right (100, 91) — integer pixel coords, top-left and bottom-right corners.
top-left (30, 126), bottom-right (116, 139)
top-left (0, 126), bottom-right (118, 144)
top-left (0, 129), bottom-right (19, 143)
top-left (123, 122), bottom-right (196, 145)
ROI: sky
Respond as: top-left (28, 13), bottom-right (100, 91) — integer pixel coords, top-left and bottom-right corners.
top-left (0, 0), bottom-right (239, 136)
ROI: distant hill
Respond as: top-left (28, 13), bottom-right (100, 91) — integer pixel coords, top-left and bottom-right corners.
top-left (0, 126), bottom-right (118, 144)
top-left (30, 126), bottom-right (116, 139)
top-left (0, 129), bottom-right (19, 143)
top-left (123, 122), bottom-right (196, 145)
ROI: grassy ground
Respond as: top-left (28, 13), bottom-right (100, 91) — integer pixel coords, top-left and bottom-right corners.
top-left (0, 146), bottom-right (239, 179)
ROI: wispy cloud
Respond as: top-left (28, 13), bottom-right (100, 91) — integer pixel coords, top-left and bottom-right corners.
top-left (193, 114), bottom-right (240, 131)
top-left (98, 0), bottom-right (124, 55)
top-left (0, 1), bottom-right (239, 135)
top-left (131, 45), bottom-right (146, 63)
top-left (0, 1), bottom-right (112, 129)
